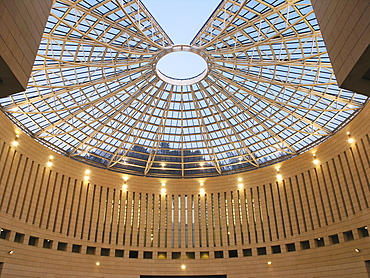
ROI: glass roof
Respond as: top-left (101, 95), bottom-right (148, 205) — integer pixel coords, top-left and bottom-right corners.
top-left (0, 0), bottom-right (367, 178)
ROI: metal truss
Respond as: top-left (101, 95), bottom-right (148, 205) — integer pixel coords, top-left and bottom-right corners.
top-left (0, 0), bottom-right (368, 178)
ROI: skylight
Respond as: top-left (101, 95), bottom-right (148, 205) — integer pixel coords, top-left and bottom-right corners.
top-left (0, 0), bottom-right (367, 178)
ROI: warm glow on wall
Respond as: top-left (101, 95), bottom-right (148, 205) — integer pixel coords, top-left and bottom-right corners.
top-left (347, 131), bottom-right (355, 143)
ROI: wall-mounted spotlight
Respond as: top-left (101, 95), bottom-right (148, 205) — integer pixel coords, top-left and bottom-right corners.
top-left (46, 155), bottom-right (54, 167)
top-left (84, 169), bottom-right (90, 181)
top-left (276, 168), bottom-right (282, 181)
top-left (11, 134), bottom-right (19, 147)
top-left (161, 188), bottom-right (166, 195)
top-left (8, 250), bottom-right (14, 255)
top-left (181, 264), bottom-right (186, 270)
top-left (347, 132), bottom-right (354, 144)
top-left (313, 153), bottom-right (319, 165)
top-left (355, 248), bottom-right (361, 253)
top-left (199, 188), bottom-right (205, 195)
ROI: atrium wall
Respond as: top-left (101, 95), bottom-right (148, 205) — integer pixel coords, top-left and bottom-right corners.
top-left (0, 0), bottom-right (53, 97)
top-left (310, 0), bottom-right (370, 95)
top-left (0, 102), bottom-right (370, 277)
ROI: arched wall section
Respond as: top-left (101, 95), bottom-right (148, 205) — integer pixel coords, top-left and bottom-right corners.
top-left (0, 103), bottom-right (370, 277)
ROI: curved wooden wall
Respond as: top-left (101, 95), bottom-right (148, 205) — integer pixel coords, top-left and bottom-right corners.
top-left (0, 103), bottom-right (370, 277)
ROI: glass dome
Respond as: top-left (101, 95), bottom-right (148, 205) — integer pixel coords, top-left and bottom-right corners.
top-left (0, 0), bottom-right (367, 178)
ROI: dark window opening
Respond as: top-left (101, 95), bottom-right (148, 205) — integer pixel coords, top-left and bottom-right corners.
top-left (186, 252), bottom-right (195, 259)
top-left (0, 229), bottom-right (10, 240)
top-left (172, 252), bottom-right (181, 259)
top-left (130, 250), bottom-right (139, 258)
top-left (344, 230), bottom-right (354, 241)
top-left (286, 243), bottom-right (296, 252)
top-left (72, 244), bottom-right (81, 253)
top-left (28, 236), bottom-right (38, 246)
top-left (214, 251), bottom-right (224, 258)
top-left (43, 239), bottom-right (53, 249)
top-left (300, 240), bottom-right (310, 250)
top-left (358, 226), bottom-right (369, 237)
top-left (329, 234), bottom-right (340, 244)
top-left (228, 249), bottom-right (238, 258)
top-left (101, 248), bottom-right (110, 256)
top-left (257, 247), bottom-right (267, 255)
top-left (86, 246), bottom-right (96, 255)
top-left (315, 238), bottom-right (325, 247)
top-left (243, 248), bottom-right (252, 257)
top-left (115, 249), bottom-right (124, 257)
top-left (143, 251), bottom-right (152, 259)
top-left (272, 245), bottom-right (281, 254)
top-left (57, 242), bottom-right (67, 251)
top-left (14, 233), bottom-right (24, 243)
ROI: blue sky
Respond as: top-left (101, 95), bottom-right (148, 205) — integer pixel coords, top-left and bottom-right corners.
top-left (142, 0), bottom-right (220, 78)
top-left (142, 0), bottom-right (220, 45)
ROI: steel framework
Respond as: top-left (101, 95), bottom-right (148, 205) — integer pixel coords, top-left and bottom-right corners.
top-left (0, 0), bottom-right (367, 177)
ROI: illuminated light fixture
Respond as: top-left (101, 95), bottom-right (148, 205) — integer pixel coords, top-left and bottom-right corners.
top-left (355, 248), bottom-right (361, 253)
top-left (49, 155), bottom-right (54, 160)
top-left (95, 262), bottom-right (100, 266)
top-left (161, 182), bottom-right (166, 187)
top-left (200, 182), bottom-right (204, 187)
top-left (238, 178), bottom-right (242, 182)
top-left (181, 264), bottom-right (186, 270)
top-left (199, 188), bottom-right (205, 195)
top-left (238, 183), bottom-right (244, 189)
top-left (122, 176), bottom-right (128, 182)
top-left (312, 153), bottom-right (319, 165)
top-left (161, 163), bottom-right (166, 168)
top-left (276, 168), bottom-right (282, 181)
top-left (161, 188), bottom-right (166, 195)
top-left (85, 169), bottom-right (91, 175)
top-left (122, 184), bottom-right (128, 191)
top-left (84, 175), bottom-right (89, 181)
top-left (267, 261), bottom-right (272, 265)
top-left (46, 161), bottom-right (53, 167)
top-left (8, 250), bottom-right (14, 255)
top-left (347, 131), bottom-right (354, 143)
top-left (11, 135), bottom-right (19, 147)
